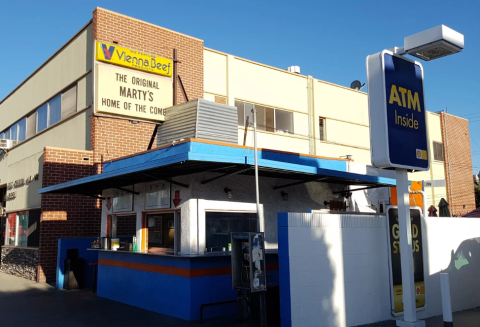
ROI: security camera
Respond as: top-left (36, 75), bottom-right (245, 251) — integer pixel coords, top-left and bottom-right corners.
top-left (404, 25), bottom-right (464, 61)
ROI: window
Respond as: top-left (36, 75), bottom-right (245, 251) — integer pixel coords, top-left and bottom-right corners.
top-left (49, 94), bottom-right (62, 126)
top-left (235, 100), bottom-right (245, 126)
top-left (0, 131), bottom-right (3, 139)
top-left (146, 213), bottom-right (176, 251)
top-left (236, 100), bottom-right (293, 134)
top-left (26, 112), bottom-right (36, 139)
top-left (4, 210), bottom-right (40, 247)
top-left (18, 118), bottom-right (26, 142)
top-left (61, 85), bottom-right (77, 118)
top-left (319, 117), bottom-right (326, 141)
top-left (275, 109), bottom-right (293, 134)
top-left (37, 103), bottom-right (48, 132)
top-left (6, 213), bottom-right (16, 245)
top-left (10, 123), bottom-right (18, 141)
top-left (433, 142), bottom-right (444, 161)
top-left (4, 129), bottom-right (10, 140)
top-left (205, 212), bottom-right (258, 252)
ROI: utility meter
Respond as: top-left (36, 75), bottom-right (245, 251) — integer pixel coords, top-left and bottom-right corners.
top-left (231, 232), bottom-right (266, 292)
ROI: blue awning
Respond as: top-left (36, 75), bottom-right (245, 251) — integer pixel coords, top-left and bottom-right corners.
top-left (39, 139), bottom-right (395, 195)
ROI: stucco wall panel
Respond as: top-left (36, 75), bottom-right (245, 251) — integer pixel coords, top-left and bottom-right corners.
top-left (2, 110), bottom-right (90, 212)
top-left (232, 59), bottom-right (308, 113)
top-left (204, 50), bottom-right (227, 96)
top-left (239, 129), bottom-right (310, 154)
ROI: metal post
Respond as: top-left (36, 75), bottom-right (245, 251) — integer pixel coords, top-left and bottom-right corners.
top-left (252, 107), bottom-right (267, 327)
top-left (396, 168), bottom-right (417, 324)
top-left (440, 273), bottom-right (453, 327)
top-left (173, 49), bottom-right (178, 106)
top-left (252, 108), bottom-right (261, 231)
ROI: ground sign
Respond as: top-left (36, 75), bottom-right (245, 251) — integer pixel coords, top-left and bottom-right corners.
top-left (367, 51), bottom-right (429, 171)
top-left (386, 207), bottom-right (425, 314)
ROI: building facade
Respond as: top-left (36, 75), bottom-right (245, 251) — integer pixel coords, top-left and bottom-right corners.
top-left (0, 7), bottom-right (475, 284)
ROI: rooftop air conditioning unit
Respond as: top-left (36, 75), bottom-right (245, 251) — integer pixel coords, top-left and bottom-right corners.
top-left (0, 139), bottom-right (18, 150)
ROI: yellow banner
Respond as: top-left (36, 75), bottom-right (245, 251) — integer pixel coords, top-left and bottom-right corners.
top-left (393, 282), bottom-right (425, 313)
top-left (95, 41), bottom-right (173, 77)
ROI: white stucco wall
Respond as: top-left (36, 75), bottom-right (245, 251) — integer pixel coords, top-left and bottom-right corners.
top-left (280, 213), bottom-right (480, 327)
top-left (101, 172), bottom-right (339, 254)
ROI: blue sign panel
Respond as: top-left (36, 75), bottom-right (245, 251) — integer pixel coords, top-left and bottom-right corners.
top-left (384, 54), bottom-right (428, 169)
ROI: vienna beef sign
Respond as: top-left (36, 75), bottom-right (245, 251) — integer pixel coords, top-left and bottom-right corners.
top-left (95, 60), bottom-right (172, 122)
top-left (96, 41), bottom-right (173, 77)
top-left (367, 51), bottom-right (429, 171)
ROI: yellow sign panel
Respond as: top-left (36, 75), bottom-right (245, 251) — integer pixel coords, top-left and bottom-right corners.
top-left (95, 41), bottom-right (173, 77)
top-left (393, 282), bottom-right (425, 313)
top-left (95, 64), bottom-right (172, 122)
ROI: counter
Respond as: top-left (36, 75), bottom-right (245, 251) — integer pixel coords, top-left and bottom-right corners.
top-left (95, 249), bottom-right (279, 321)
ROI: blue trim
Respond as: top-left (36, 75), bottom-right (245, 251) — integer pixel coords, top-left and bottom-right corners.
top-left (278, 213), bottom-right (292, 327)
top-left (39, 141), bottom-right (396, 194)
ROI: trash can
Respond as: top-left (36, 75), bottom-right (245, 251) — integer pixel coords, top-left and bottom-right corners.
top-left (63, 249), bottom-right (85, 290)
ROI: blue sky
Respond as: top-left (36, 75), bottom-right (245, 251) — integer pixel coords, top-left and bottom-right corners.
top-left (1, 0), bottom-right (479, 172)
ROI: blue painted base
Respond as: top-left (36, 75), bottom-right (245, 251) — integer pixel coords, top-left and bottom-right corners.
top-left (96, 251), bottom-right (278, 321)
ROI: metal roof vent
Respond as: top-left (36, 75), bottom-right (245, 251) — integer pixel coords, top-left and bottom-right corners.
top-left (287, 66), bottom-right (300, 74)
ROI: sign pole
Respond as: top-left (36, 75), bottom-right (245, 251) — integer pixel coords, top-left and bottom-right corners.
top-left (396, 168), bottom-right (417, 323)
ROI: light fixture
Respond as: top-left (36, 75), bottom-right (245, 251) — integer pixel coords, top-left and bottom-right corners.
top-left (281, 191), bottom-right (288, 201)
top-left (224, 187), bottom-right (232, 199)
top-left (130, 120), bottom-right (139, 124)
top-left (403, 25), bottom-right (464, 61)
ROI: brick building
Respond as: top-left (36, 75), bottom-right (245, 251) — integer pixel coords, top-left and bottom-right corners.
top-left (0, 8), bottom-right (475, 284)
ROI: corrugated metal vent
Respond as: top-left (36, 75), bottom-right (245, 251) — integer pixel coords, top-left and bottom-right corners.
top-left (157, 99), bottom-right (238, 147)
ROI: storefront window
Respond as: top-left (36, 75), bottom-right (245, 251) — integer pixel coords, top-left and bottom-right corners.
top-left (6, 213), bottom-right (16, 245)
top-left (205, 212), bottom-right (257, 252)
top-left (16, 213), bottom-right (29, 246)
top-left (4, 210), bottom-right (40, 247)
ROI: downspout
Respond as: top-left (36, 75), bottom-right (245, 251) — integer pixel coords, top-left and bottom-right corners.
top-left (307, 76), bottom-right (315, 155)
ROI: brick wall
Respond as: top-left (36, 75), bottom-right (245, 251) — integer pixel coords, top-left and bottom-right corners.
top-left (441, 113), bottom-right (476, 216)
top-left (38, 147), bottom-right (101, 283)
top-left (91, 7), bottom-right (204, 166)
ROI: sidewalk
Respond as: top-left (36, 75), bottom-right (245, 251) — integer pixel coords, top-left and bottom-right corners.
top-left (355, 308), bottom-right (480, 327)
top-left (1, 272), bottom-right (479, 327)
top-left (0, 272), bottom-right (247, 327)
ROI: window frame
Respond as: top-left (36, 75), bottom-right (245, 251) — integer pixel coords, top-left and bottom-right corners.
top-left (236, 100), bottom-right (295, 135)
top-left (433, 141), bottom-right (444, 162)
top-left (319, 117), bottom-right (326, 141)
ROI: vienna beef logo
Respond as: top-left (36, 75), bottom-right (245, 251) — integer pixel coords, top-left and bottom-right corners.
top-left (96, 41), bottom-right (172, 77)
top-left (101, 44), bottom-right (115, 60)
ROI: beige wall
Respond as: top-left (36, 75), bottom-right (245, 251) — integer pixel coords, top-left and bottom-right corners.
top-left (203, 50), bottom-right (227, 97)
top-left (0, 110), bottom-right (91, 212)
top-left (0, 23), bottom-right (92, 131)
top-left (202, 47), bottom-right (450, 210)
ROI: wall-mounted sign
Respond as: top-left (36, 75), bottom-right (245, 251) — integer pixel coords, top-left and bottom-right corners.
top-left (95, 64), bottom-right (172, 122)
top-left (423, 179), bottom-right (446, 188)
top-left (367, 51), bottom-right (429, 171)
top-left (113, 187), bottom-right (134, 213)
top-left (145, 182), bottom-right (170, 209)
top-left (95, 41), bottom-right (173, 77)
top-left (386, 207), bottom-right (425, 314)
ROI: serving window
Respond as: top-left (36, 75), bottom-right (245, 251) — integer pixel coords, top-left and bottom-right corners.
top-left (145, 212), bottom-right (179, 254)
top-left (205, 212), bottom-right (257, 252)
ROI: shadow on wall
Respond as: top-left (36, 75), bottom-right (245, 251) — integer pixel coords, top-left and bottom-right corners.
top-left (278, 213), bottom-right (341, 326)
top-left (437, 237), bottom-right (480, 312)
